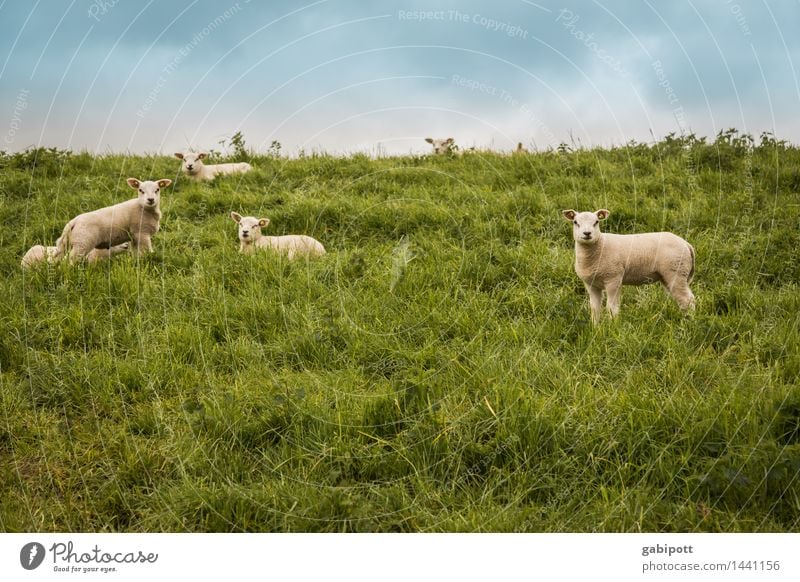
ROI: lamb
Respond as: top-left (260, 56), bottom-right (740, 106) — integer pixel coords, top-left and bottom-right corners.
top-left (514, 142), bottom-right (528, 154)
top-left (425, 137), bottom-right (456, 155)
top-left (55, 178), bottom-right (171, 262)
top-left (22, 242), bottom-right (129, 268)
top-left (230, 212), bottom-right (325, 260)
top-left (174, 152), bottom-right (252, 181)
top-left (562, 209), bottom-right (696, 323)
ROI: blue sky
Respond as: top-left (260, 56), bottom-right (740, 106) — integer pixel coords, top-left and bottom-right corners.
top-left (1, 0), bottom-right (798, 155)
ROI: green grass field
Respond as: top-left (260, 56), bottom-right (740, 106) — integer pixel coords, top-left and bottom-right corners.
top-left (1, 132), bottom-right (798, 532)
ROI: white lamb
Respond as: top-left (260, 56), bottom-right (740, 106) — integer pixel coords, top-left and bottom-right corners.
top-left (22, 242), bottom-right (129, 268)
top-left (562, 209), bottom-right (696, 323)
top-left (174, 152), bottom-right (252, 181)
top-left (425, 137), bottom-right (456, 155)
top-left (230, 212), bottom-right (325, 259)
top-left (55, 178), bottom-right (171, 262)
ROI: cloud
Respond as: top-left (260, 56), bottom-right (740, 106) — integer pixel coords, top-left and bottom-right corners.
top-left (0, 0), bottom-right (798, 154)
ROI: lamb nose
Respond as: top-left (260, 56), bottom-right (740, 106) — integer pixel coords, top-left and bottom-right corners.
top-left (147, 198), bottom-right (154, 204)
top-left (583, 231), bottom-right (592, 236)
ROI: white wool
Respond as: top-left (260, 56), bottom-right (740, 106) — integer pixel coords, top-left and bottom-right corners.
top-left (22, 242), bottom-right (129, 268)
top-left (175, 152), bottom-right (252, 181)
top-left (55, 178), bottom-right (171, 262)
top-left (563, 209), bottom-right (696, 323)
top-left (230, 212), bottom-right (325, 260)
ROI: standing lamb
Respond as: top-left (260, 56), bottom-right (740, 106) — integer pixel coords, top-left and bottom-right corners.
top-left (230, 212), bottom-right (325, 260)
top-left (562, 209), bottom-right (695, 323)
top-left (425, 137), bottom-right (456, 155)
top-left (22, 242), bottom-right (129, 268)
top-left (174, 152), bottom-right (252, 181)
top-left (55, 178), bottom-right (171, 262)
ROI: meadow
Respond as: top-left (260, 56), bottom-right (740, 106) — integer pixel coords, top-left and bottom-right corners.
top-left (0, 131), bottom-right (798, 532)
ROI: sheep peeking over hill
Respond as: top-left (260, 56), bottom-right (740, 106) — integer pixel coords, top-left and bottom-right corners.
top-left (425, 137), bottom-right (456, 155)
top-left (231, 212), bottom-right (325, 260)
top-left (563, 209), bottom-right (696, 324)
top-left (175, 152), bottom-right (252, 181)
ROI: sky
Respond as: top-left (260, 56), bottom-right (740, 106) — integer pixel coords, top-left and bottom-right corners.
top-left (1, 0), bottom-right (798, 155)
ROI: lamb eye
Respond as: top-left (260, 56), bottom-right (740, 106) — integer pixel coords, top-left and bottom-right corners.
top-left (594, 221), bottom-right (599, 226)
top-left (139, 189), bottom-right (144, 194)
top-left (573, 220), bottom-right (578, 225)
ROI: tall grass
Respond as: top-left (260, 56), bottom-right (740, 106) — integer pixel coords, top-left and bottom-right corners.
top-left (1, 132), bottom-right (798, 531)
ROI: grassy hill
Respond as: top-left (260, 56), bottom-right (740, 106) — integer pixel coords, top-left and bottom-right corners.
top-left (1, 132), bottom-right (798, 532)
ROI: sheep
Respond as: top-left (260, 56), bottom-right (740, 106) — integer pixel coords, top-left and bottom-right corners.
top-left (174, 151), bottom-right (252, 181)
top-left (55, 178), bottom-right (171, 262)
top-left (514, 142), bottom-right (528, 154)
top-left (230, 212), bottom-right (325, 260)
top-left (425, 137), bottom-right (456, 155)
top-left (22, 242), bottom-right (129, 268)
top-left (562, 209), bottom-right (695, 323)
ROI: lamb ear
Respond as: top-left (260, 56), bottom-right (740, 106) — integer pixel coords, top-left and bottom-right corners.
top-left (595, 209), bottom-right (610, 220)
top-left (425, 138), bottom-right (434, 144)
top-left (126, 178), bottom-right (140, 189)
top-left (562, 209), bottom-right (576, 221)
top-left (198, 152), bottom-right (208, 160)
top-left (174, 153), bottom-right (184, 159)
top-left (157, 179), bottom-right (172, 188)
top-left (258, 218), bottom-right (270, 228)
top-left (230, 212), bottom-right (242, 223)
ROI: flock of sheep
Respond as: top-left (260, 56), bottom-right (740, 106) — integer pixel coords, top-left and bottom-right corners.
top-left (21, 138), bottom-right (697, 324)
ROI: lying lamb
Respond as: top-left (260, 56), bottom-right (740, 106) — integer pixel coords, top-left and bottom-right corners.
top-left (22, 242), bottom-right (129, 268)
top-left (175, 152), bottom-right (252, 181)
top-left (425, 137), bottom-right (456, 155)
top-left (55, 178), bottom-right (171, 262)
top-left (562, 209), bottom-right (696, 323)
top-left (230, 212), bottom-right (325, 259)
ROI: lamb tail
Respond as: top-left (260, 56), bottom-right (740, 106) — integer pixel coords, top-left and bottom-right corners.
top-left (53, 220), bottom-right (74, 259)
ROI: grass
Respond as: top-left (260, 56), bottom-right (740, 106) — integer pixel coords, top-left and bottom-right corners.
top-left (1, 132), bottom-right (799, 532)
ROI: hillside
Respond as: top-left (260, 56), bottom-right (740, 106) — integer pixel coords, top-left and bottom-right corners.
top-left (1, 132), bottom-right (798, 531)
